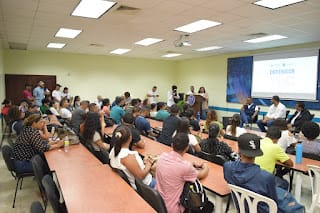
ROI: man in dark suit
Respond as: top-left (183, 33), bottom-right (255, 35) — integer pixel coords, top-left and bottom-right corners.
top-left (287, 101), bottom-right (312, 132)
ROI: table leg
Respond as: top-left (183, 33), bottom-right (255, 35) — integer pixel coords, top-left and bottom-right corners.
top-left (294, 173), bottom-right (302, 202)
top-left (289, 169), bottom-right (295, 192)
top-left (215, 196), bottom-right (223, 213)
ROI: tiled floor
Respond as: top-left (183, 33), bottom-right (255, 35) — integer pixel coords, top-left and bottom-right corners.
top-left (0, 137), bottom-right (314, 213)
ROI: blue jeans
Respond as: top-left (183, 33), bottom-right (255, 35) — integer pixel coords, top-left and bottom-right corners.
top-left (149, 177), bottom-right (156, 188)
top-left (201, 109), bottom-right (208, 120)
top-left (14, 160), bottom-right (33, 173)
top-left (256, 119), bottom-right (274, 132)
top-left (240, 111), bottom-right (252, 127)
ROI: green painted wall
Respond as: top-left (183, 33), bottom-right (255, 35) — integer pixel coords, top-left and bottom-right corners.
top-left (4, 50), bottom-right (178, 103)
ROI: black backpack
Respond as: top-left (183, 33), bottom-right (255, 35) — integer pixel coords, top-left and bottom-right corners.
top-left (180, 179), bottom-right (214, 213)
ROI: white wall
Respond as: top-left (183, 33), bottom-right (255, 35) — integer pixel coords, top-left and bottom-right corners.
top-left (0, 41), bottom-right (4, 134)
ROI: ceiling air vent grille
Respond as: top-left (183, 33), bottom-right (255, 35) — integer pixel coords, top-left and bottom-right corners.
top-left (115, 5), bottom-right (140, 14)
top-left (9, 42), bottom-right (27, 50)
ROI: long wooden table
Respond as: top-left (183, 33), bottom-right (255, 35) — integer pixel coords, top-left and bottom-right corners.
top-left (44, 143), bottom-right (155, 213)
top-left (136, 135), bottom-right (230, 213)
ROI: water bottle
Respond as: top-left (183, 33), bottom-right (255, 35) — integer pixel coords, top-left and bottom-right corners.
top-left (64, 136), bottom-right (69, 152)
top-left (51, 126), bottom-right (55, 139)
top-left (197, 112), bottom-right (201, 122)
top-left (295, 142), bottom-right (303, 164)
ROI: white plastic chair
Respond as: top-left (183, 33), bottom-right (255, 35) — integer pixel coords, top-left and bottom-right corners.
top-left (228, 184), bottom-right (277, 213)
top-left (308, 165), bottom-right (320, 213)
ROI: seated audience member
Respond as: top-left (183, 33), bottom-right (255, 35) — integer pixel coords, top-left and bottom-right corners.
top-left (40, 98), bottom-right (50, 114)
top-left (8, 105), bottom-right (25, 135)
top-left (132, 106), bottom-right (141, 118)
top-left (12, 114), bottom-right (64, 173)
top-left (45, 110), bottom-right (63, 127)
top-left (205, 110), bottom-right (225, 136)
top-left (200, 123), bottom-right (234, 161)
top-left (224, 133), bottom-right (303, 213)
top-left (59, 99), bottom-right (72, 121)
top-left (174, 117), bottom-right (201, 153)
top-left (89, 102), bottom-right (99, 113)
top-left (240, 96), bottom-right (259, 127)
top-left (300, 121), bottom-right (320, 155)
top-left (83, 112), bottom-right (110, 152)
top-left (134, 107), bottom-right (158, 138)
top-left (156, 133), bottom-right (209, 213)
top-left (141, 98), bottom-right (150, 108)
top-left (25, 104), bottom-right (41, 118)
top-left (95, 95), bottom-right (103, 109)
top-left (287, 101), bottom-right (312, 132)
top-left (226, 114), bottom-right (247, 137)
top-left (110, 96), bottom-right (125, 125)
top-left (179, 103), bottom-right (190, 117)
top-left (73, 95), bottom-right (81, 109)
top-left (110, 125), bottom-right (155, 189)
top-left (185, 108), bottom-right (200, 131)
top-left (49, 100), bottom-right (60, 117)
top-left (255, 126), bottom-right (293, 189)
top-left (272, 119), bottom-right (296, 151)
top-left (149, 103), bottom-right (157, 118)
top-left (124, 91), bottom-right (132, 106)
top-left (257, 95), bottom-right (287, 132)
top-left (155, 102), bottom-right (169, 121)
top-left (19, 100), bottom-right (29, 113)
top-left (1, 99), bottom-right (12, 116)
top-left (71, 100), bottom-right (89, 133)
top-left (101, 98), bottom-right (111, 117)
top-left (158, 104), bottom-right (180, 146)
top-left (126, 98), bottom-right (139, 114)
top-left (110, 112), bottom-right (145, 150)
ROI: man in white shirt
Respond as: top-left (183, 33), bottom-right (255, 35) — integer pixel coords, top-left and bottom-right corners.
top-left (52, 84), bottom-right (62, 102)
top-left (147, 86), bottom-right (159, 104)
top-left (186, 85), bottom-right (195, 95)
top-left (167, 85), bottom-right (179, 107)
top-left (257, 95), bottom-right (287, 132)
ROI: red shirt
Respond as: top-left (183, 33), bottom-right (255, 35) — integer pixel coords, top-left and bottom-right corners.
top-left (22, 89), bottom-right (33, 99)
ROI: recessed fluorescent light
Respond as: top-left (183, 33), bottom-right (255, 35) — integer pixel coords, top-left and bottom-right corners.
top-left (55, 28), bottom-right (82, 39)
top-left (244, 35), bottom-right (287, 43)
top-left (161, 53), bottom-right (182, 58)
top-left (175, 20), bottom-right (221, 34)
top-left (47, 43), bottom-right (66, 49)
top-left (135, 38), bottom-right (164, 46)
top-left (110, 48), bottom-right (131, 55)
top-left (254, 0), bottom-right (305, 9)
top-left (195, 46), bottom-right (222, 52)
top-left (72, 0), bottom-right (117, 19)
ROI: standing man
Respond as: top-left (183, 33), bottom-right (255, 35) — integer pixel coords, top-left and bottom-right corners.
top-left (240, 96), bottom-right (259, 127)
top-left (257, 95), bottom-right (287, 132)
top-left (52, 84), bottom-right (62, 102)
top-left (147, 86), bottom-right (159, 104)
top-left (167, 85), bottom-right (179, 107)
top-left (287, 101), bottom-right (311, 132)
top-left (22, 83), bottom-right (34, 103)
top-left (33, 81), bottom-right (45, 106)
top-left (186, 86), bottom-right (195, 106)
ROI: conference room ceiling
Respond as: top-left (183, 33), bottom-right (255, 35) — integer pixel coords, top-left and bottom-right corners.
top-left (0, 0), bottom-right (319, 60)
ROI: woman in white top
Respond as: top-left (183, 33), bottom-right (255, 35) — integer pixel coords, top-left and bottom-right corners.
top-left (49, 101), bottom-right (60, 117)
top-left (273, 119), bottom-right (296, 151)
top-left (226, 114), bottom-right (247, 137)
top-left (174, 117), bottom-right (201, 153)
top-left (110, 125), bottom-right (155, 189)
top-left (83, 112), bottom-right (110, 152)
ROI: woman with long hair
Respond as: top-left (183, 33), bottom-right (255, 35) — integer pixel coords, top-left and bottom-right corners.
top-left (8, 105), bottom-right (25, 135)
top-left (175, 117), bottom-right (201, 153)
top-left (12, 114), bottom-right (64, 173)
top-left (226, 114), bottom-right (247, 137)
top-left (205, 110), bottom-right (225, 136)
top-left (200, 123), bottom-right (234, 161)
top-left (83, 112), bottom-right (110, 152)
top-left (198, 86), bottom-right (209, 120)
top-left (110, 125), bottom-right (155, 189)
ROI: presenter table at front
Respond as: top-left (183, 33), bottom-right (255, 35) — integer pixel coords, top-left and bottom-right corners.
top-left (55, 164), bottom-right (155, 213)
top-left (136, 136), bottom-right (230, 213)
top-left (44, 143), bottom-right (102, 172)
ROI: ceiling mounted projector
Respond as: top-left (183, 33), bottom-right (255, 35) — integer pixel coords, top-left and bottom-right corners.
top-left (174, 34), bottom-right (191, 47)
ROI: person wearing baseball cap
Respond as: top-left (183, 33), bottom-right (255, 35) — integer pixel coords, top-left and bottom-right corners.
top-left (224, 133), bottom-right (304, 212)
top-left (223, 133), bottom-right (277, 212)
